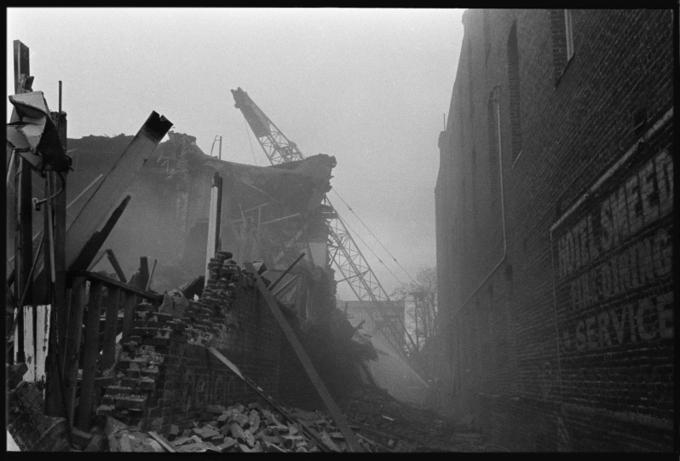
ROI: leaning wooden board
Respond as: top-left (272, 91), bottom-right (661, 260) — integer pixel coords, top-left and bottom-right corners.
top-left (206, 346), bottom-right (331, 452)
top-left (244, 262), bottom-right (363, 452)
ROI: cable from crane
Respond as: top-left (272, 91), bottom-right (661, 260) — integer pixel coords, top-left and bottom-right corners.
top-left (331, 189), bottom-right (418, 285)
top-left (339, 214), bottom-right (405, 287)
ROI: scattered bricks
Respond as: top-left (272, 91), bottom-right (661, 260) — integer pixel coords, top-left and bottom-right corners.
top-left (217, 437), bottom-right (237, 452)
top-left (84, 434), bottom-right (107, 452)
top-left (193, 426), bottom-right (220, 439)
top-left (248, 409), bottom-right (261, 430)
top-left (232, 412), bottom-right (249, 427)
top-left (7, 363), bottom-right (29, 389)
top-left (119, 433), bottom-right (133, 452)
top-left (206, 404), bottom-right (225, 415)
top-left (229, 422), bottom-right (245, 440)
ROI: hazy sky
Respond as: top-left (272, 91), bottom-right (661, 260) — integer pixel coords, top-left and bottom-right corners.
top-left (7, 7), bottom-right (464, 300)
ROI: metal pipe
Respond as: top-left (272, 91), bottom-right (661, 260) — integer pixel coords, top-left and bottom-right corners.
top-left (46, 174), bottom-right (56, 283)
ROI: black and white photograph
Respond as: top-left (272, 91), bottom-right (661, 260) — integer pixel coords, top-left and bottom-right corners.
top-left (4, 6), bottom-right (677, 454)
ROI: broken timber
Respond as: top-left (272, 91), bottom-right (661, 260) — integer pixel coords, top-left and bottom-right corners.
top-left (64, 112), bottom-right (172, 272)
top-left (207, 346), bottom-right (330, 453)
top-left (244, 261), bottom-right (362, 452)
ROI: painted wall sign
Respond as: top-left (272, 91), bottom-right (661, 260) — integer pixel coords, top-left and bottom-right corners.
top-left (550, 142), bottom-right (673, 418)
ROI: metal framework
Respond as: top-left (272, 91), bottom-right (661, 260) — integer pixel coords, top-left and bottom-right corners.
top-left (231, 88), bottom-right (421, 364)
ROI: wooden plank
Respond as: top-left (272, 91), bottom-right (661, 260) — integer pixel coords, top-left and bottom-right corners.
top-left (135, 257), bottom-right (149, 291)
top-left (121, 292), bottom-right (137, 339)
top-left (244, 262), bottom-right (362, 452)
top-left (45, 160), bottom-right (69, 416)
top-left (147, 431), bottom-right (176, 452)
top-left (68, 195), bottom-right (131, 274)
top-left (59, 286), bottom-right (73, 375)
top-left (102, 287), bottom-right (121, 369)
top-left (77, 281), bottom-right (103, 430)
top-left (105, 249), bottom-right (127, 283)
top-left (23, 306), bottom-right (35, 381)
top-left (13, 309), bottom-right (19, 363)
top-left (65, 112), bottom-right (172, 271)
top-left (34, 305), bottom-right (50, 384)
top-left (64, 278), bottom-right (87, 425)
top-left (204, 173), bottom-right (222, 286)
top-left (72, 271), bottom-right (162, 302)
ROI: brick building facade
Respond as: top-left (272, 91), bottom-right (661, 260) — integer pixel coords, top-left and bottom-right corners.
top-left (435, 9), bottom-right (674, 451)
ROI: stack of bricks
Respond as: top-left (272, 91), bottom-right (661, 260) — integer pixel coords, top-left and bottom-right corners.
top-left (97, 301), bottom-right (176, 426)
top-left (96, 251), bottom-right (278, 431)
top-left (181, 251), bottom-right (246, 349)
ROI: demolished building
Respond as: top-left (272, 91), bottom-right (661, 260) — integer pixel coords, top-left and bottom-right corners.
top-left (7, 125), bottom-right (385, 451)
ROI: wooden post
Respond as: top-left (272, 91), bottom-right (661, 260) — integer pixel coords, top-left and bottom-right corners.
top-left (121, 292), bottom-right (137, 339)
top-left (105, 249), bottom-right (127, 283)
top-left (22, 306), bottom-right (35, 381)
top-left (244, 262), bottom-right (362, 452)
top-left (135, 257), bottom-right (149, 291)
top-left (13, 40), bottom-right (33, 364)
top-left (204, 173), bottom-right (222, 286)
top-left (77, 281), bottom-right (103, 430)
top-left (102, 287), bottom-right (121, 369)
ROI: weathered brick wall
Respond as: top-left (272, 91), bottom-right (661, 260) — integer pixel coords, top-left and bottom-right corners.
top-left (435, 9), bottom-right (674, 451)
top-left (98, 252), bottom-right (324, 433)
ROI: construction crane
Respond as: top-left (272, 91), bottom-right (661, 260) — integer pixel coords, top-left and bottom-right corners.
top-left (231, 87), bottom-right (422, 368)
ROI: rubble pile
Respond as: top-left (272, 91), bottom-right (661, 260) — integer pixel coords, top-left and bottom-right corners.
top-left (96, 250), bottom-right (254, 426)
top-left (345, 386), bottom-right (487, 452)
top-left (95, 301), bottom-right (173, 426)
top-left (102, 401), bottom-right (379, 453)
top-left (7, 364), bottom-right (70, 451)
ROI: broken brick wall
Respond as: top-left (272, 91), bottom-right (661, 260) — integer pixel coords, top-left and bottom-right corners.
top-left (101, 252), bottom-right (321, 432)
top-left (435, 9), bottom-right (674, 451)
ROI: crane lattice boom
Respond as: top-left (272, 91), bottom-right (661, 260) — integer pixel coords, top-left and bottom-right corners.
top-left (231, 87), bottom-right (421, 362)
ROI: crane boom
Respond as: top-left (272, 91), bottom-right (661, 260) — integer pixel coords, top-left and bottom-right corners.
top-left (231, 87), bottom-right (421, 362)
